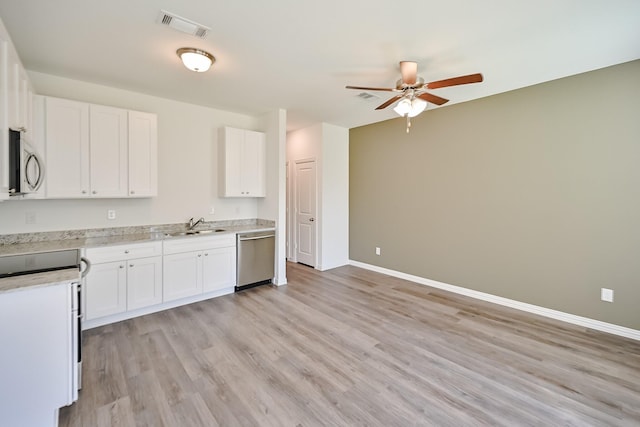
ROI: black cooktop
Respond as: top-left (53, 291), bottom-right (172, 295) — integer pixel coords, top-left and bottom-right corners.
top-left (0, 249), bottom-right (81, 278)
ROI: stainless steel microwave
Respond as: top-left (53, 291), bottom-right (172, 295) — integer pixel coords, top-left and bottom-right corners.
top-left (8, 128), bottom-right (44, 196)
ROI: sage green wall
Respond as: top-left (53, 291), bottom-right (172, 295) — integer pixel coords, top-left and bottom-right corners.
top-left (349, 60), bottom-right (640, 330)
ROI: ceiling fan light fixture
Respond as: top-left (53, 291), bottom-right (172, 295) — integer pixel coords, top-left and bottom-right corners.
top-left (176, 47), bottom-right (215, 72)
top-left (393, 97), bottom-right (427, 118)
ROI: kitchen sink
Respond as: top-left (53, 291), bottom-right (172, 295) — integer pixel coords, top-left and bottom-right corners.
top-left (165, 229), bottom-right (226, 237)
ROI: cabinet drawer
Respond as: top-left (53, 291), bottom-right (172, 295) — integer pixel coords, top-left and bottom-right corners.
top-left (163, 234), bottom-right (235, 255)
top-left (85, 241), bottom-right (162, 263)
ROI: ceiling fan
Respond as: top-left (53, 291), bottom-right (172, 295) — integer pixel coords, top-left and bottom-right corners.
top-left (346, 61), bottom-right (483, 132)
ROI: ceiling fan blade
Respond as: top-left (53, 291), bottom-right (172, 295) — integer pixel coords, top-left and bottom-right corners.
top-left (345, 85), bottom-right (395, 92)
top-left (375, 95), bottom-right (403, 110)
top-left (426, 73), bottom-right (483, 89)
top-left (417, 92), bottom-right (449, 106)
top-left (400, 61), bottom-right (418, 85)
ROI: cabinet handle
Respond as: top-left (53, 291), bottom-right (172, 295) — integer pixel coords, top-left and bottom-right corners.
top-left (130, 264), bottom-right (134, 268)
top-left (119, 265), bottom-right (124, 269)
top-left (130, 190), bottom-right (135, 195)
top-left (92, 190), bottom-right (97, 194)
top-left (82, 190), bottom-right (87, 194)
top-left (124, 250), bottom-right (129, 254)
top-left (204, 253), bottom-right (208, 256)
top-left (198, 254), bottom-right (202, 257)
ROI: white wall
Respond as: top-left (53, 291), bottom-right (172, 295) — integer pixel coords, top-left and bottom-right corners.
top-left (286, 122), bottom-right (349, 271)
top-left (258, 108), bottom-right (287, 285)
top-left (319, 123), bottom-right (349, 270)
top-left (0, 71), bottom-right (265, 234)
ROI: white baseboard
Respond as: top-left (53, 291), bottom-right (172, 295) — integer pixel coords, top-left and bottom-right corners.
top-left (349, 260), bottom-right (640, 342)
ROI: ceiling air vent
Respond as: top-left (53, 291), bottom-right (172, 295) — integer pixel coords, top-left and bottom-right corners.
top-left (357, 92), bottom-right (379, 100)
top-left (156, 10), bottom-right (210, 39)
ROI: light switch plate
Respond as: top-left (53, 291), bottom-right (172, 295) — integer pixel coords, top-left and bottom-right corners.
top-left (601, 288), bottom-right (614, 302)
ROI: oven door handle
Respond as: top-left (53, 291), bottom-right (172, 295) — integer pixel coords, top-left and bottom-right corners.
top-left (80, 257), bottom-right (92, 279)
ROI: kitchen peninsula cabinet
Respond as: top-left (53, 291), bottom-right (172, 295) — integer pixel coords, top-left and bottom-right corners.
top-left (0, 280), bottom-right (75, 427)
top-left (84, 241), bottom-right (162, 320)
top-left (218, 126), bottom-right (266, 197)
top-left (40, 95), bottom-right (157, 199)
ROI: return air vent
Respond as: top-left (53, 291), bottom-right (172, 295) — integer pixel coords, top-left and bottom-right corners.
top-left (156, 10), bottom-right (210, 39)
top-left (356, 92), bottom-right (380, 101)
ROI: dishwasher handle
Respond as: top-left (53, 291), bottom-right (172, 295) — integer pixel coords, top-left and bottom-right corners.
top-left (238, 234), bottom-right (275, 241)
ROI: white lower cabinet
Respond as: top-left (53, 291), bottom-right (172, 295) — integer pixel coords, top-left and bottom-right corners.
top-left (85, 260), bottom-right (127, 319)
top-left (84, 241), bottom-right (162, 321)
top-left (127, 256), bottom-right (163, 310)
top-left (163, 251), bottom-right (201, 301)
top-left (83, 235), bottom-right (237, 327)
top-left (163, 234), bottom-right (236, 303)
top-left (202, 246), bottom-right (236, 293)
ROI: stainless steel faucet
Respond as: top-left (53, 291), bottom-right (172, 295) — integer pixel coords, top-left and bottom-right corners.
top-left (188, 217), bottom-right (205, 230)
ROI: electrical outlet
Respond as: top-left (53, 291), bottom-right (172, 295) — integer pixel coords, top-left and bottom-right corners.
top-left (375, 247), bottom-right (381, 256)
top-left (107, 209), bottom-right (116, 220)
top-left (25, 212), bottom-right (36, 224)
top-left (601, 288), bottom-right (614, 303)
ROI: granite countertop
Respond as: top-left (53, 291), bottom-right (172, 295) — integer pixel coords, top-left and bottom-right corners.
top-left (0, 220), bottom-right (276, 257)
top-left (0, 268), bottom-right (81, 294)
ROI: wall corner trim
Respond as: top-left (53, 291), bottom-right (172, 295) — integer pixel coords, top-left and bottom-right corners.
top-left (348, 260), bottom-right (640, 342)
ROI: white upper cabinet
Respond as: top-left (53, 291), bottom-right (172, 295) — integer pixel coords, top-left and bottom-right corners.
top-left (89, 105), bottom-right (128, 197)
top-left (128, 111), bottom-right (158, 197)
top-left (0, 39), bottom-right (10, 200)
top-left (0, 18), bottom-right (34, 200)
top-left (44, 97), bottom-right (91, 198)
top-left (218, 126), bottom-right (266, 197)
top-left (42, 96), bottom-right (157, 199)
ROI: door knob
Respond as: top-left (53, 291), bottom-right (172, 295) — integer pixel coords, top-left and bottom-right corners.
top-left (309, 218), bottom-right (315, 222)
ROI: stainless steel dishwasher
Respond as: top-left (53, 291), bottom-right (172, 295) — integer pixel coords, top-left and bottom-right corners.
top-left (236, 230), bottom-right (275, 291)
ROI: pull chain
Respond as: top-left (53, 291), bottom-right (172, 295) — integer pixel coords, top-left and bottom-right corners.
top-left (405, 114), bottom-right (412, 133)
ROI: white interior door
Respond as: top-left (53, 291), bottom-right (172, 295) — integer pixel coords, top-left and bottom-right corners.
top-left (295, 160), bottom-right (316, 267)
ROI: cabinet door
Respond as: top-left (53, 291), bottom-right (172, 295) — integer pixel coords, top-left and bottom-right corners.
top-left (45, 97), bottom-right (90, 198)
top-left (127, 256), bottom-right (162, 310)
top-left (89, 105), bottom-right (128, 197)
top-left (85, 261), bottom-right (127, 320)
top-left (219, 126), bottom-right (244, 197)
top-left (202, 246), bottom-right (237, 293)
top-left (128, 111), bottom-right (157, 197)
top-left (242, 130), bottom-right (266, 197)
top-left (0, 40), bottom-right (9, 199)
top-left (6, 58), bottom-right (19, 129)
top-left (163, 251), bottom-right (202, 302)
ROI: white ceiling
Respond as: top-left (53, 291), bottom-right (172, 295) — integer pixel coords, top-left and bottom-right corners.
top-left (1, 1), bottom-right (639, 131)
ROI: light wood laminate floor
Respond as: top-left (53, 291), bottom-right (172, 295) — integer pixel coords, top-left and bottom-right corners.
top-left (60, 262), bottom-right (640, 426)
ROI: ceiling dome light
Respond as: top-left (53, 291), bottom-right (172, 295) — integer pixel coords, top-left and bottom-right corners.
top-left (176, 47), bottom-right (215, 72)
